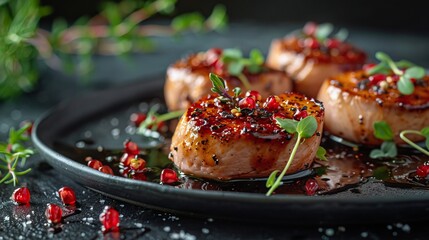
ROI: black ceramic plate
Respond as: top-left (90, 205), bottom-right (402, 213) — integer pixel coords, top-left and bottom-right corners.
top-left (32, 76), bottom-right (429, 224)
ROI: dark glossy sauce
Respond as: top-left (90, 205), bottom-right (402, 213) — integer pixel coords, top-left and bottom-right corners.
top-left (54, 133), bottom-right (429, 196)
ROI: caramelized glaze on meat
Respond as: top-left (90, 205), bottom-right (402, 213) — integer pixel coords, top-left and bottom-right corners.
top-left (165, 50), bottom-right (293, 111)
top-left (267, 36), bottom-right (366, 98)
top-left (317, 70), bottom-right (429, 145)
top-left (169, 92), bottom-right (324, 180)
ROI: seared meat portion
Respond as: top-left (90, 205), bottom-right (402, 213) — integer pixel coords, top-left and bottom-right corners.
top-left (165, 48), bottom-right (292, 111)
top-left (317, 70), bottom-right (429, 145)
top-left (267, 23), bottom-right (366, 98)
top-left (169, 92), bottom-right (324, 180)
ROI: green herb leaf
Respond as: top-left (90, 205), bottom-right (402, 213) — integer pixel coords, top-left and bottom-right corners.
top-left (369, 141), bottom-right (397, 159)
top-left (0, 0), bottom-right (9, 7)
top-left (421, 127), bottom-right (429, 150)
top-left (220, 48), bottom-right (264, 77)
top-left (266, 170), bottom-right (279, 188)
top-left (267, 115), bottom-right (319, 196)
top-left (373, 121), bottom-right (394, 141)
top-left (367, 62), bottom-right (390, 75)
top-left (275, 118), bottom-right (298, 134)
top-left (205, 4), bottom-right (228, 31)
top-left (375, 52), bottom-right (392, 63)
top-left (228, 61), bottom-right (245, 76)
top-left (296, 116), bottom-right (317, 138)
top-left (233, 87), bottom-right (241, 98)
top-left (397, 76), bottom-right (414, 95)
top-left (369, 149), bottom-right (384, 159)
top-left (404, 66), bottom-right (425, 79)
top-left (171, 12), bottom-right (204, 32)
top-left (0, 123), bottom-right (34, 185)
top-left (395, 60), bottom-right (415, 69)
top-left (316, 146), bottom-right (327, 161)
top-left (249, 49), bottom-right (264, 65)
top-left (209, 72), bottom-right (227, 95)
top-left (221, 48), bottom-right (242, 63)
top-left (421, 127), bottom-right (429, 136)
top-left (315, 23), bottom-right (333, 40)
top-left (334, 28), bottom-right (348, 41)
top-left (380, 141), bottom-right (397, 158)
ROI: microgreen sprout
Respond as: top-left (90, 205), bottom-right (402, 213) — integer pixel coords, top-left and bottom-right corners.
top-left (220, 48), bottom-right (265, 90)
top-left (371, 121), bottom-right (429, 159)
top-left (367, 52), bottom-right (426, 95)
top-left (266, 116), bottom-right (326, 196)
top-left (400, 127), bottom-right (429, 157)
top-left (370, 121), bottom-right (397, 159)
top-left (0, 123), bottom-right (34, 185)
top-left (304, 22), bottom-right (349, 42)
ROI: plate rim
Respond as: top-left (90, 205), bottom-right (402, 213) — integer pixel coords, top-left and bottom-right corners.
top-left (31, 76), bottom-right (429, 223)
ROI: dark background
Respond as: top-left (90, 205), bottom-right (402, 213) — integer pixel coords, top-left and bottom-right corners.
top-left (40, 0), bottom-right (429, 34)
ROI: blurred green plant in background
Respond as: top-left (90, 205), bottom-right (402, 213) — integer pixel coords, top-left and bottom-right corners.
top-left (0, 0), bottom-right (227, 100)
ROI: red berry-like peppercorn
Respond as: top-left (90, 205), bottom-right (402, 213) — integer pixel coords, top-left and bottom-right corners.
top-left (238, 97), bottom-right (256, 109)
top-left (264, 96), bottom-right (280, 110)
top-left (99, 206), bottom-right (120, 233)
top-left (245, 90), bottom-right (262, 101)
top-left (130, 113), bottom-right (146, 127)
top-left (99, 166), bottom-right (114, 175)
top-left (124, 140), bottom-right (139, 155)
top-left (363, 63), bottom-right (376, 72)
top-left (303, 22), bottom-right (317, 36)
top-left (160, 169), bottom-right (179, 184)
top-left (11, 187), bottom-right (31, 205)
top-left (120, 153), bottom-right (133, 166)
top-left (369, 74), bottom-right (386, 85)
top-left (88, 160), bottom-right (103, 170)
top-left (305, 178), bottom-right (319, 196)
top-left (206, 48), bottom-right (223, 66)
top-left (58, 187), bottom-right (76, 205)
top-left (132, 172), bottom-right (147, 181)
top-left (294, 110), bottom-right (308, 120)
top-left (326, 38), bottom-right (341, 49)
top-left (45, 203), bottom-right (63, 224)
top-left (304, 38), bottom-right (320, 49)
top-left (416, 165), bottom-right (429, 178)
top-left (130, 157), bottom-right (146, 171)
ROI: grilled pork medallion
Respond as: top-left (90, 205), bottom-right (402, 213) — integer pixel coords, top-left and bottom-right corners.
top-left (165, 48), bottom-right (292, 111)
top-left (267, 22), bottom-right (366, 98)
top-left (317, 63), bottom-right (429, 145)
top-left (169, 89), bottom-right (324, 180)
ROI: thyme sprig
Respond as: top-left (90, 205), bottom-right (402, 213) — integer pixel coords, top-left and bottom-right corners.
top-left (367, 52), bottom-right (426, 95)
top-left (0, 123), bottom-right (34, 185)
top-left (266, 116), bottom-right (326, 196)
top-left (0, 0), bottom-right (228, 100)
top-left (209, 73), bottom-right (237, 107)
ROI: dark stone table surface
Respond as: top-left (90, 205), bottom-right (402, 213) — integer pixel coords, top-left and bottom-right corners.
top-left (1, 22), bottom-right (429, 239)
